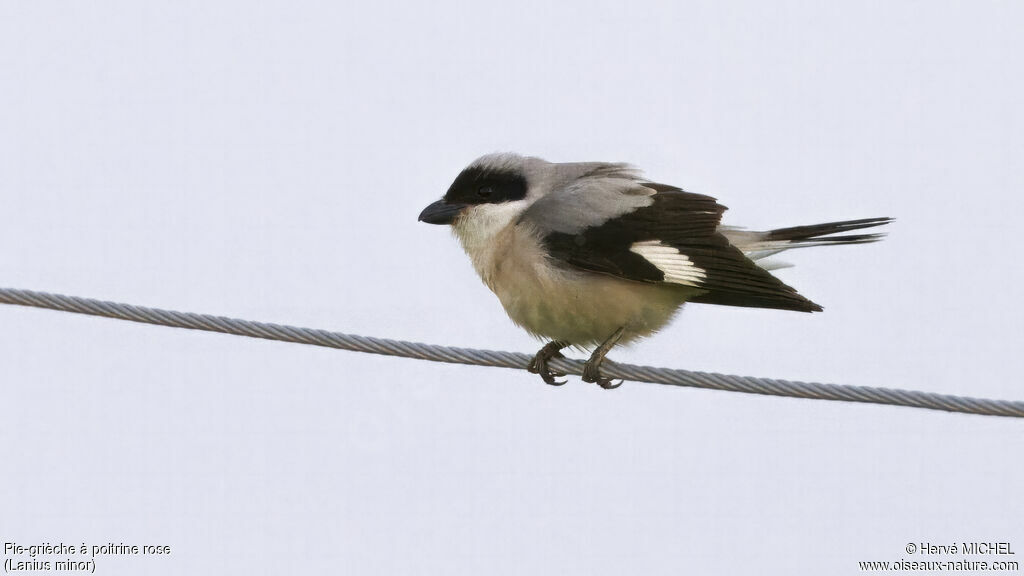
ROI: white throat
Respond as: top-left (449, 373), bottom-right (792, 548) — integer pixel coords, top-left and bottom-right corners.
top-left (451, 200), bottom-right (529, 284)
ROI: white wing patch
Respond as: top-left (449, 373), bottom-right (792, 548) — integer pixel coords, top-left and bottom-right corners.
top-left (629, 240), bottom-right (707, 287)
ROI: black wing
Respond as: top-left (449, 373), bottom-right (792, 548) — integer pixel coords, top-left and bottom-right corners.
top-left (540, 184), bottom-right (823, 313)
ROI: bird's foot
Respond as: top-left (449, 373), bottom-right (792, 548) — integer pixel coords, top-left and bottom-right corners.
top-left (527, 340), bottom-right (568, 386)
top-left (581, 360), bottom-right (622, 389)
top-left (581, 327), bottom-right (626, 389)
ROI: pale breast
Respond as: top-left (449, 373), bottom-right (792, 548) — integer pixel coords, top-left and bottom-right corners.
top-left (486, 223), bottom-right (697, 347)
top-left (452, 203), bottom-right (698, 347)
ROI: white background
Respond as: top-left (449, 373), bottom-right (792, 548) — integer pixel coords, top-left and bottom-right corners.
top-left (2, 1), bottom-right (1022, 574)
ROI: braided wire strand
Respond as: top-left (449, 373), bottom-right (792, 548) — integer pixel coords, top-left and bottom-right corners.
top-left (2, 287), bottom-right (1022, 418)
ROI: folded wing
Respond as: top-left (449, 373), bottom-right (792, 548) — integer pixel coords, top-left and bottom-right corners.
top-left (521, 176), bottom-right (823, 313)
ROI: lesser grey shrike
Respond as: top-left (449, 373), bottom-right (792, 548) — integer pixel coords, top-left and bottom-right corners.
top-left (419, 153), bottom-right (890, 389)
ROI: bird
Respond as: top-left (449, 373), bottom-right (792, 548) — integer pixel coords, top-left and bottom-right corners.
top-left (418, 153), bottom-right (891, 389)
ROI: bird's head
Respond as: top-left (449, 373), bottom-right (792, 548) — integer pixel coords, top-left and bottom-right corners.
top-left (418, 153), bottom-right (534, 226)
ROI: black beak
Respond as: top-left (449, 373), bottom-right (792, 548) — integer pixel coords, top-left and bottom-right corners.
top-left (418, 200), bottom-right (466, 225)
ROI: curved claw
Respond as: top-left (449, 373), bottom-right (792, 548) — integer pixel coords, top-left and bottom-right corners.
top-left (581, 359), bottom-right (624, 390)
top-left (532, 361), bottom-right (566, 386)
top-left (528, 342), bottom-right (568, 387)
top-left (541, 373), bottom-right (568, 386)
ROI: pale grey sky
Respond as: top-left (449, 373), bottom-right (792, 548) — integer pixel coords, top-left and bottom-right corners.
top-left (2, 1), bottom-right (1022, 574)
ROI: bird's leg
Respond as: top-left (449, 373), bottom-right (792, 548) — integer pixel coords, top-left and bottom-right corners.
top-left (582, 327), bottom-right (626, 389)
top-left (527, 340), bottom-right (569, 386)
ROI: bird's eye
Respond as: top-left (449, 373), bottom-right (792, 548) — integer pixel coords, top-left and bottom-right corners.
top-left (477, 186), bottom-right (493, 198)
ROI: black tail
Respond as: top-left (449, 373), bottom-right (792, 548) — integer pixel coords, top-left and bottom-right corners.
top-left (692, 216), bottom-right (893, 313)
top-left (765, 217), bottom-right (893, 246)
